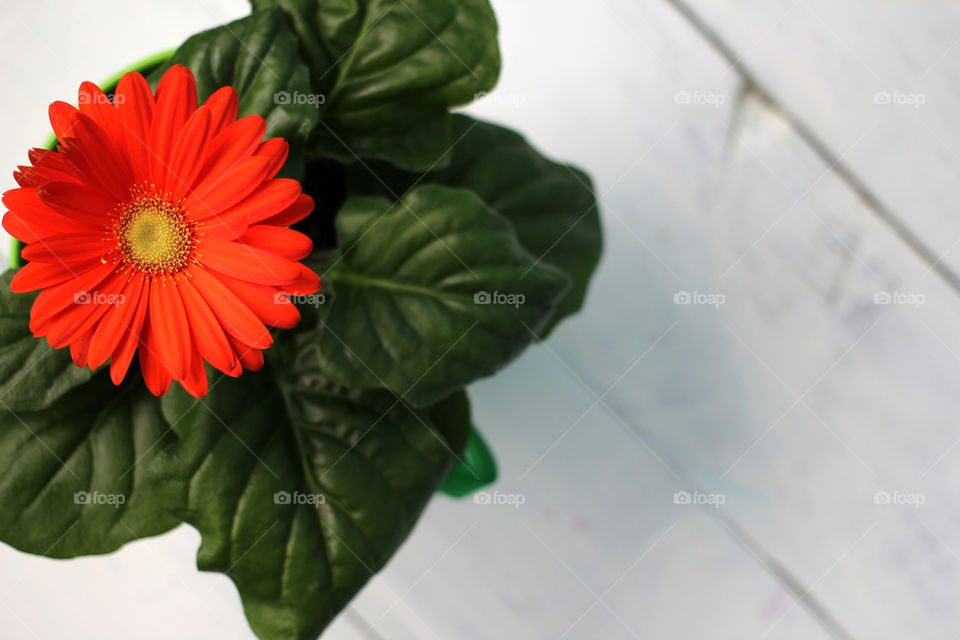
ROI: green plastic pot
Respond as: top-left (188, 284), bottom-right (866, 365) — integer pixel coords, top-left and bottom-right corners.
top-left (7, 51), bottom-right (497, 499)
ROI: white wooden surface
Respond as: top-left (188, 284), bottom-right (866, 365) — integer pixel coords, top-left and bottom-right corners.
top-left (1, 0), bottom-right (958, 638)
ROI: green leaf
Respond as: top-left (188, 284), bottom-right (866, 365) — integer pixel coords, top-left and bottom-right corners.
top-left (315, 185), bottom-right (568, 406)
top-left (345, 114), bottom-right (603, 337)
top-left (252, 0), bottom-right (501, 170)
top-left (151, 8), bottom-right (319, 178)
top-left (246, 0), bottom-right (341, 96)
top-left (0, 270), bottom-right (94, 411)
top-left (149, 354), bottom-right (468, 640)
top-left (0, 376), bottom-right (179, 557)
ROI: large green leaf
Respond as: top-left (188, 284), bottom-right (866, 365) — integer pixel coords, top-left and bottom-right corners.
top-left (0, 375), bottom-right (178, 557)
top-left (315, 185), bottom-right (568, 406)
top-left (149, 350), bottom-right (469, 640)
top-left (345, 114), bottom-right (603, 337)
top-left (151, 8), bottom-right (318, 178)
top-left (252, 0), bottom-right (501, 170)
top-left (0, 271), bottom-right (177, 556)
top-left (0, 271), bottom-right (94, 411)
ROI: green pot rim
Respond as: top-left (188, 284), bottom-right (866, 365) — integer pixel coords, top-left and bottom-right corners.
top-left (8, 49), bottom-right (498, 499)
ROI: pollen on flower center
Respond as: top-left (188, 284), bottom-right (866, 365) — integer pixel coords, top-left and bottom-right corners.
top-left (114, 192), bottom-right (196, 275)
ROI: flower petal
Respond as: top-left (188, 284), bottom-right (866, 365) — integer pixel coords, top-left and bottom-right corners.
top-left (49, 101), bottom-right (80, 143)
top-left (209, 178), bottom-right (300, 225)
top-left (114, 71), bottom-right (155, 179)
top-left (109, 279), bottom-right (150, 385)
top-left (88, 272), bottom-right (145, 369)
top-left (186, 156), bottom-right (272, 217)
top-left (203, 86), bottom-right (239, 136)
top-left (29, 261), bottom-right (117, 327)
top-left (200, 238), bottom-right (301, 285)
top-left (187, 266), bottom-right (272, 349)
top-left (78, 82), bottom-right (124, 151)
top-left (14, 163), bottom-right (79, 188)
top-left (70, 333), bottom-right (91, 368)
top-left (240, 225), bottom-right (313, 261)
top-left (149, 65), bottom-right (198, 183)
top-left (138, 315), bottom-right (173, 397)
top-left (226, 333), bottom-right (264, 372)
top-left (254, 137), bottom-right (288, 178)
top-left (148, 281), bottom-right (192, 379)
top-left (20, 232), bottom-right (110, 265)
top-left (60, 112), bottom-right (134, 200)
top-left (178, 277), bottom-right (239, 375)
top-left (259, 193), bottom-right (314, 227)
top-left (28, 147), bottom-right (71, 172)
top-left (166, 105), bottom-right (212, 200)
top-left (279, 264), bottom-right (322, 297)
top-left (42, 269), bottom-right (127, 349)
top-left (2, 211), bottom-right (78, 244)
top-left (219, 274), bottom-right (301, 329)
top-left (10, 262), bottom-right (77, 293)
top-left (198, 209), bottom-right (250, 241)
top-left (180, 349), bottom-right (208, 397)
top-left (191, 115), bottom-right (265, 191)
top-left (4, 187), bottom-right (88, 237)
top-left (36, 181), bottom-right (117, 228)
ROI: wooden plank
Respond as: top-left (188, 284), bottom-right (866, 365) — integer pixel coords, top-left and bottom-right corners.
top-left (674, 0), bottom-right (960, 291)
top-left (553, 86), bottom-right (960, 638)
top-left (462, 2), bottom-right (960, 637)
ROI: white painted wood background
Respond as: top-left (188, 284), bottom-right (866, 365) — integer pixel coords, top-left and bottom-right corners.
top-left (1, 0), bottom-right (958, 638)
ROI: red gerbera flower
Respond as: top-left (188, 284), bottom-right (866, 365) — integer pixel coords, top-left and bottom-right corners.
top-left (2, 65), bottom-right (320, 398)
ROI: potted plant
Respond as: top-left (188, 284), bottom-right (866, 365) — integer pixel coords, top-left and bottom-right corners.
top-left (0, 2), bottom-right (601, 638)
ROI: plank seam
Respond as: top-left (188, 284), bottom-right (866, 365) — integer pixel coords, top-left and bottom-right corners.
top-left (665, 0), bottom-right (960, 296)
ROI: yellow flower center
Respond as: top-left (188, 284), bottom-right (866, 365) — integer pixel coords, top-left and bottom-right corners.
top-left (115, 193), bottom-right (196, 275)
